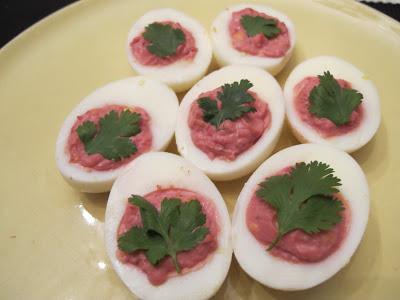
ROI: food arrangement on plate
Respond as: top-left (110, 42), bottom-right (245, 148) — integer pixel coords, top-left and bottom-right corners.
top-left (55, 3), bottom-right (380, 299)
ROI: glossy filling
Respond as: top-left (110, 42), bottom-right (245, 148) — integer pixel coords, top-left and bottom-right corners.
top-left (294, 76), bottom-right (364, 137)
top-left (67, 104), bottom-right (152, 171)
top-left (246, 166), bottom-right (350, 263)
top-left (117, 188), bottom-right (219, 286)
top-left (188, 87), bottom-right (271, 161)
top-left (130, 21), bottom-right (197, 66)
top-left (229, 8), bottom-right (290, 58)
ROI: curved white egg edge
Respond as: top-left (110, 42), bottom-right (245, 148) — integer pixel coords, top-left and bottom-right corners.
top-left (104, 152), bottom-right (232, 300)
top-left (55, 77), bottom-right (179, 193)
top-left (232, 143), bottom-right (369, 290)
top-left (284, 56), bottom-right (381, 153)
top-left (175, 65), bottom-right (285, 181)
top-left (127, 8), bottom-right (212, 92)
top-left (211, 3), bottom-right (296, 75)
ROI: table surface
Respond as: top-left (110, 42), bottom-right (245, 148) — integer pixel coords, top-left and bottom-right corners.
top-left (0, 0), bottom-right (399, 48)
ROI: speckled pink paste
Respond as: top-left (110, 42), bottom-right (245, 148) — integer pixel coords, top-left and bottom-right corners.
top-left (246, 166), bottom-right (350, 263)
top-left (188, 87), bottom-right (271, 161)
top-left (229, 8), bottom-right (290, 58)
top-left (67, 104), bottom-right (152, 171)
top-left (117, 188), bottom-right (219, 286)
top-left (294, 76), bottom-right (363, 137)
top-left (130, 21), bottom-right (197, 66)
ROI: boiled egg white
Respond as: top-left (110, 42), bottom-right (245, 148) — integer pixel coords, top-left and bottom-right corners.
top-left (127, 8), bottom-right (212, 92)
top-left (55, 77), bottom-right (178, 193)
top-left (104, 152), bottom-right (232, 300)
top-left (284, 56), bottom-right (381, 153)
top-left (232, 143), bottom-right (369, 290)
top-left (175, 64), bottom-right (285, 181)
top-left (211, 3), bottom-right (296, 76)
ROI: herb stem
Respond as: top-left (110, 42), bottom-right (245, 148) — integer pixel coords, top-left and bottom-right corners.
top-left (267, 233), bottom-right (282, 251)
top-left (162, 231), bottom-right (181, 273)
top-left (171, 251), bottom-right (181, 273)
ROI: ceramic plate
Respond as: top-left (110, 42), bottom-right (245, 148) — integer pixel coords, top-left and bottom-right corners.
top-left (0, 0), bottom-right (399, 299)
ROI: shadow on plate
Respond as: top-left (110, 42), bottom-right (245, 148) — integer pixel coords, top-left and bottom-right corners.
top-left (78, 191), bottom-right (109, 223)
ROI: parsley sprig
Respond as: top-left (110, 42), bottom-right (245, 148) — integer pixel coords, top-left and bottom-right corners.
top-left (309, 71), bottom-right (363, 126)
top-left (118, 196), bottom-right (209, 273)
top-left (197, 79), bottom-right (257, 129)
top-left (142, 22), bottom-right (186, 58)
top-left (256, 161), bottom-right (344, 250)
top-left (76, 109), bottom-right (141, 161)
top-left (240, 15), bottom-right (281, 39)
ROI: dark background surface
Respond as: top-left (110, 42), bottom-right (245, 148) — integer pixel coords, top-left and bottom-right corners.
top-left (0, 0), bottom-right (399, 48)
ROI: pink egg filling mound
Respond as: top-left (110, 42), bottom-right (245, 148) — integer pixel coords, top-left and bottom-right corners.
top-left (117, 188), bottom-right (219, 286)
top-left (188, 88), bottom-right (271, 161)
top-left (246, 166), bottom-right (350, 263)
top-left (67, 104), bottom-right (152, 171)
top-left (294, 77), bottom-right (364, 138)
top-left (130, 21), bottom-right (198, 66)
top-left (229, 8), bottom-right (290, 58)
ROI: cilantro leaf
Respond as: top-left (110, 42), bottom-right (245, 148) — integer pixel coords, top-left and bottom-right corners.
top-left (117, 195), bottom-right (209, 273)
top-left (76, 121), bottom-right (96, 143)
top-left (240, 15), bottom-right (281, 39)
top-left (256, 161), bottom-right (344, 250)
top-left (197, 79), bottom-right (257, 129)
top-left (291, 161), bottom-right (341, 201)
top-left (309, 71), bottom-right (363, 126)
top-left (296, 195), bottom-right (344, 234)
top-left (142, 22), bottom-right (186, 58)
top-left (76, 110), bottom-right (141, 161)
top-left (198, 98), bottom-right (219, 124)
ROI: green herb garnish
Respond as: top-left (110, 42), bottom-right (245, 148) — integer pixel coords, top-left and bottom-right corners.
top-left (118, 196), bottom-right (209, 273)
top-left (197, 79), bottom-right (256, 129)
top-left (256, 161), bottom-right (344, 250)
top-left (309, 71), bottom-right (363, 126)
top-left (240, 15), bottom-right (281, 39)
top-left (142, 22), bottom-right (186, 58)
top-left (76, 110), bottom-right (141, 161)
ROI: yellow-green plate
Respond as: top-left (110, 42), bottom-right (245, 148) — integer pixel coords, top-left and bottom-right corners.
top-left (1, 0), bottom-right (399, 299)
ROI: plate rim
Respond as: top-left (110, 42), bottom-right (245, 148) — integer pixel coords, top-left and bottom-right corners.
top-left (1, 0), bottom-right (399, 57)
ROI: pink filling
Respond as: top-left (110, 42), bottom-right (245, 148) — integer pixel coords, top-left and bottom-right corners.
top-left (294, 76), bottom-right (364, 137)
top-left (246, 166), bottom-right (350, 263)
top-left (188, 87), bottom-right (271, 161)
top-left (229, 8), bottom-right (290, 58)
top-left (67, 104), bottom-right (152, 171)
top-left (117, 188), bottom-right (219, 286)
top-left (130, 21), bottom-right (197, 66)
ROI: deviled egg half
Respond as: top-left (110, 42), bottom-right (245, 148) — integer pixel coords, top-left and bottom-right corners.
top-left (284, 56), bottom-right (381, 152)
top-left (175, 65), bottom-right (285, 181)
top-left (104, 152), bottom-right (232, 300)
top-left (127, 8), bottom-right (212, 92)
top-left (211, 3), bottom-right (296, 75)
top-left (55, 77), bottom-right (178, 193)
top-left (233, 143), bottom-right (369, 290)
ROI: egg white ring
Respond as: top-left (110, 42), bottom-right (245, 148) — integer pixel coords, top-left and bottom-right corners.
top-left (175, 65), bottom-right (285, 181)
top-left (104, 152), bottom-right (232, 300)
top-left (55, 77), bottom-right (179, 193)
top-left (232, 143), bottom-right (369, 290)
top-left (211, 3), bottom-right (296, 76)
top-left (127, 8), bottom-right (213, 92)
top-left (284, 56), bottom-right (381, 153)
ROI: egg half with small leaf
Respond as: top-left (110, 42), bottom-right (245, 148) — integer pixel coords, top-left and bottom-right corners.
top-left (175, 64), bottom-right (285, 181)
top-left (104, 152), bottom-right (232, 300)
top-left (127, 8), bottom-right (212, 92)
top-left (211, 3), bottom-right (296, 75)
top-left (284, 56), bottom-right (380, 152)
top-left (233, 143), bottom-right (369, 290)
top-left (55, 77), bottom-right (178, 193)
